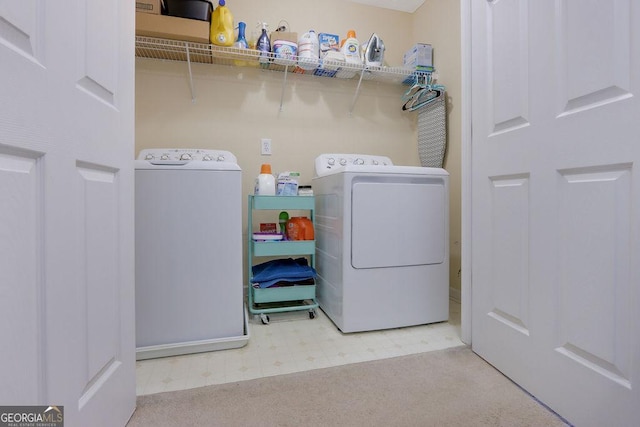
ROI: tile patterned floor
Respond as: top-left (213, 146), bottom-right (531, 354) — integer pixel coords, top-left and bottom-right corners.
top-left (136, 300), bottom-right (463, 396)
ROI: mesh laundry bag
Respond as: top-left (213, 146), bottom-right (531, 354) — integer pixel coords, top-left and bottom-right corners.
top-left (417, 93), bottom-right (447, 168)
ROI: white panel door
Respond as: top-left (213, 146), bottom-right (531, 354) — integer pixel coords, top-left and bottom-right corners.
top-left (0, 1), bottom-right (135, 426)
top-left (470, 1), bottom-right (639, 426)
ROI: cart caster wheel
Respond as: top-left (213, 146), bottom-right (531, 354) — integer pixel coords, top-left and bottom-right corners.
top-left (260, 313), bottom-right (270, 325)
top-left (309, 310), bottom-right (316, 319)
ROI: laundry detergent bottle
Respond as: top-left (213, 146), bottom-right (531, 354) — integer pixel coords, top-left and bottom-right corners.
top-left (254, 163), bottom-right (275, 195)
top-left (210, 0), bottom-right (234, 46)
top-left (341, 30), bottom-right (361, 65)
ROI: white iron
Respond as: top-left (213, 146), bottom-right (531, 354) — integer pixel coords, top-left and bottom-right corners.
top-left (364, 33), bottom-right (385, 67)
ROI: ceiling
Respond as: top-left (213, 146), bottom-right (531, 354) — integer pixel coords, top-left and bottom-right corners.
top-left (346, 0), bottom-right (426, 13)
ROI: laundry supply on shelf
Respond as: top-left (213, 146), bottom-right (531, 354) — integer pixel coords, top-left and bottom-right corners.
top-left (251, 257), bottom-right (317, 289)
top-left (210, 0), bottom-right (234, 46)
top-left (252, 232), bottom-right (283, 241)
top-left (297, 186), bottom-right (313, 196)
top-left (286, 216), bottom-right (314, 241)
top-left (297, 30), bottom-right (319, 71)
top-left (319, 33), bottom-right (340, 59)
top-left (233, 21), bottom-right (248, 49)
top-left (341, 30), bottom-right (361, 65)
top-left (255, 163), bottom-right (276, 195)
top-left (276, 171), bottom-right (300, 196)
top-left (404, 43), bottom-right (432, 68)
top-left (311, 33), bottom-right (341, 77)
top-left (279, 211), bottom-right (289, 235)
top-left (260, 223), bottom-right (277, 233)
top-left (271, 22), bottom-right (298, 66)
top-left (231, 20), bottom-right (251, 66)
top-left (256, 22), bottom-right (271, 65)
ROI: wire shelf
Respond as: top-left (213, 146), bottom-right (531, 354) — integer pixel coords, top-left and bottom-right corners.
top-left (135, 36), bottom-right (416, 84)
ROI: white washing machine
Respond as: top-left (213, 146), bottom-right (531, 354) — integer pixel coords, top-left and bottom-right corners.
top-left (135, 148), bottom-right (247, 359)
top-left (312, 154), bottom-right (449, 333)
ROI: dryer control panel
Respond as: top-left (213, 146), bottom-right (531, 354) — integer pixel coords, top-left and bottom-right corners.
top-left (314, 153), bottom-right (393, 177)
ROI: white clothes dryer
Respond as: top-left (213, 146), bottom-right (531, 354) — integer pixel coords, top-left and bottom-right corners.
top-left (135, 148), bottom-right (247, 359)
top-left (312, 154), bottom-right (449, 333)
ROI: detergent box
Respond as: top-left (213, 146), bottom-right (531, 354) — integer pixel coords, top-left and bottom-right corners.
top-left (318, 33), bottom-right (340, 58)
top-left (403, 43), bottom-right (433, 67)
top-left (314, 33), bottom-right (341, 77)
top-left (276, 171), bottom-right (300, 196)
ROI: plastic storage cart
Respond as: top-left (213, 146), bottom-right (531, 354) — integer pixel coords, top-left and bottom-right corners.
top-left (247, 195), bottom-right (318, 324)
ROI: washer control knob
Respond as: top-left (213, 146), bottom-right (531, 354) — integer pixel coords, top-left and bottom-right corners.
top-left (372, 159), bottom-right (379, 165)
top-left (202, 154), bottom-right (213, 161)
top-left (339, 158), bottom-right (347, 166)
top-left (327, 158), bottom-right (335, 166)
top-left (216, 155), bottom-right (225, 162)
top-left (160, 154), bottom-right (170, 160)
top-left (180, 153), bottom-right (192, 161)
top-left (144, 154), bottom-right (154, 160)
top-left (354, 158), bottom-right (364, 165)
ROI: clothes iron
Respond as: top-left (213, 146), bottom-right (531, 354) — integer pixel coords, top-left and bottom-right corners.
top-left (364, 33), bottom-right (385, 67)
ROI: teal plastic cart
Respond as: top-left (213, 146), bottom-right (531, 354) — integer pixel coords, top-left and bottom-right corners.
top-left (247, 195), bottom-right (318, 324)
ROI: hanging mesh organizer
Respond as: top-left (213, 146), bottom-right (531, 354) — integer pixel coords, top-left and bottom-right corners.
top-left (417, 93), bottom-right (447, 168)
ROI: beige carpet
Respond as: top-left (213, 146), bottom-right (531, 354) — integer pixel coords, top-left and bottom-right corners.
top-left (127, 346), bottom-right (567, 427)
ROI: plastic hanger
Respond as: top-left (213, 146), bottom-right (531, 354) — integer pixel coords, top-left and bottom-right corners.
top-left (402, 83), bottom-right (445, 111)
top-left (401, 71), bottom-right (446, 111)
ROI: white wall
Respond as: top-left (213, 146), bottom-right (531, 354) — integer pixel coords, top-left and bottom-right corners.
top-left (135, 0), bottom-right (462, 293)
top-left (413, 0), bottom-right (462, 298)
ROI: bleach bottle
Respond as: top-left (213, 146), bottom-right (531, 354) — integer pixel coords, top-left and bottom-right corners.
top-left (297, 30), bottom-right (319, 70)
top-left (254, 164), bottom-right (275, 195)
top-left (210, 0), bottom-right (234, 46)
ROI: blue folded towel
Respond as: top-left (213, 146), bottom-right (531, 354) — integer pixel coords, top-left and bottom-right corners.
top-left (252, 258), bottom-right (317, 289)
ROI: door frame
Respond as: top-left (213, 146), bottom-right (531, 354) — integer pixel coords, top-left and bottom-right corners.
top-left (460, 0), bottom-right (472, 345)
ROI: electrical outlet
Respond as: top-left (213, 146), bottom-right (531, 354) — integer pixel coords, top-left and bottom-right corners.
top-left (261, 138), bottom-right (272, 155)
